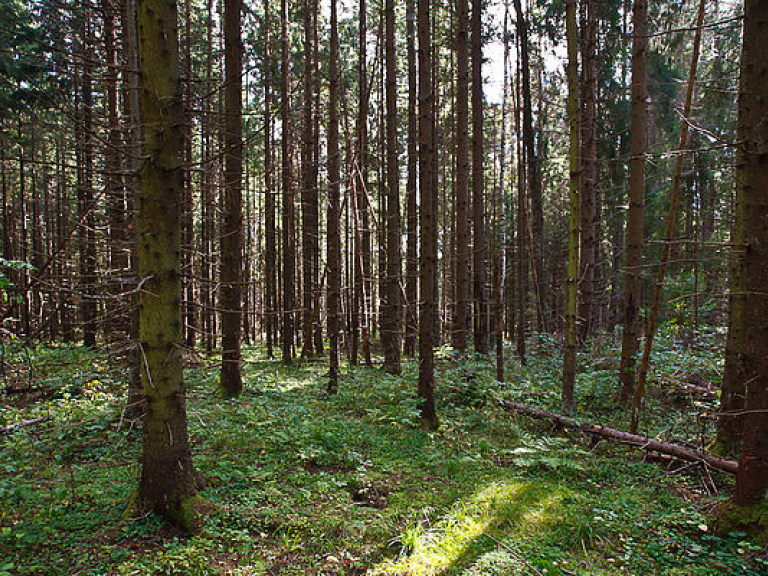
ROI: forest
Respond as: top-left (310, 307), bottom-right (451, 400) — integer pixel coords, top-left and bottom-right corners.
top-left (1, 0), bottom-right (768, 573)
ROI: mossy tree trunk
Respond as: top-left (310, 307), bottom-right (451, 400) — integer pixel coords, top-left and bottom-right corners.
top-left (562, 0), bottom-right (580, 416)
top-left (734, 0), bottom-right (768, 507)
top-left (137, 0), bottom-right (201, 530)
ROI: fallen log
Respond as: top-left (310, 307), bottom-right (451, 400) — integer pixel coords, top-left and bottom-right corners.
top-left (0, 416), bottom-right (52, 436)
top-left (497, 399), bottom-right (738, 474)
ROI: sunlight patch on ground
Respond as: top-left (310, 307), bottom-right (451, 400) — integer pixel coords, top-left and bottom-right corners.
top-left (368, 480), bottom-right (568, 576)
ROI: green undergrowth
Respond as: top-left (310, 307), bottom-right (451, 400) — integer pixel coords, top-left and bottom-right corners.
top-left (0, 332), bottom-right (765, 575)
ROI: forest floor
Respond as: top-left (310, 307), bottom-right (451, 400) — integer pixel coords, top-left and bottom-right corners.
top-left (1, 330), bottom-right (767, 575)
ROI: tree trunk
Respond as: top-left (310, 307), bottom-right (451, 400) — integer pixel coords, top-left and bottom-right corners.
top-left (562, 0), bottom-right (581, 415)
top-left (452, 0), bottom-right (470, 354)
top-left (619, 0), bottom-right (648, 403)
top-left (220, 0), bottom-right (243, 394)
top-left (327, 0), bottom-right (341, 393)
top-left (734, 0), bottom-right (768, 507)
top-left (78, 21), bottom-right (97, 348)
top-left (471, 0), bottom-right (487, 354)
top-left (300, 0), bottom-right (318, 358)
top-left (264, 0), bottom-right (276, 358)
top-left (136, 0), bottom-right (201, 530)
top-left (515, 35), bottom-right (527, 364)
top-left (718, 7), bottom-right (750, 457)
top-left (281, 0), bottom-right (295, 364)
top-left (382, 0), bottom-right (401, 374)
top-left (404, 0), bottom-right (418, 358)
top-left (496, 1), bottom-right (510, 383)
top-left (418, 0), bottom-right (438, 430)
top-left (578, 0), bottom-right (598, 342)
top-left (357, 0), bottom-right (372, 367)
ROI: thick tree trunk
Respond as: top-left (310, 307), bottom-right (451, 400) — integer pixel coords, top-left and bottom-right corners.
top-left (734, 0), bottom-right (768, 507)
top-left (219, 0), bottom-right (243, 394)
top-left (137, 0), bottom-right (201, 530)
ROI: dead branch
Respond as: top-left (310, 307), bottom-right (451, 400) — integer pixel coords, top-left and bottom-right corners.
top-left (0, 417), bottom-right (52, 436)
top-left (497, 399), bottom-right (738, 474)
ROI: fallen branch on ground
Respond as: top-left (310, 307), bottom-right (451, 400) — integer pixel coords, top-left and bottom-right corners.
top-left (497, 399), bottom-right (738, 474)
top-left (0, 417), bottom-right (52, 436)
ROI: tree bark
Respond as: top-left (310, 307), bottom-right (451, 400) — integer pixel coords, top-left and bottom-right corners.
top-left (281, 0), bottom-right (295, 364)
top-left (471, 0), bottom-right (487, 354)
top-left (562, 0), bottom-right (581, 416)
top-left (619, 0), bottom-right (648, 403)
top-left (452, 0), bottom-right (470, 355)
top-left (78, 20), bottom-right (97, 348)
top-left (734, 0), bottom-right (768, 507)
top-left (219, 0), bottom-right (243, 394)
top-left (327, 0), bottom-right (341, 393)
top-left (264, 0), bottom-right (276, 358)
top-left (718, 6), bottom-right (749, 456)
top-left (578, 0), bottom-right (598, 342)
top-left (404, 0), bottom-right (418, 358)
top-left (382, 0), bottom-right (401, 374)
top-left (137, 0), bottom-right (201, 530)
top-left (300, 0), bottom-right (318, 358)
top-left (418, 0), bottom-right (438, 430)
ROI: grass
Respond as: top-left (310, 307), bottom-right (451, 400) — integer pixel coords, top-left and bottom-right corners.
top-left (0, 331), bottom-right (766, 575)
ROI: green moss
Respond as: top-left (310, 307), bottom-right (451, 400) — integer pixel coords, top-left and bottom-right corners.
top-left (169, 493), bottom-right (214, 534)
top-left (717, 499), bottom-right (768, 544)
